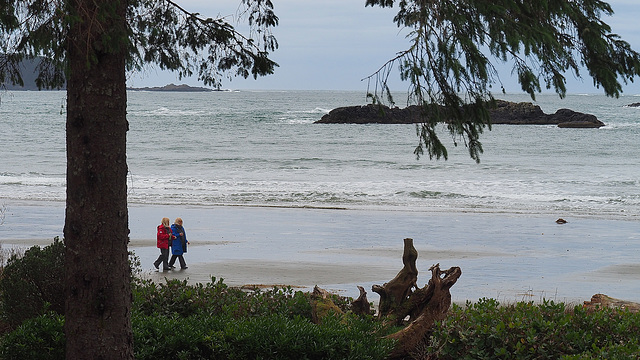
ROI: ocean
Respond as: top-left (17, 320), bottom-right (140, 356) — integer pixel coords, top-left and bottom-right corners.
top-left (1, 89), bottom-right (639, 303)
top-left (2, 90), bottom-right (640, 218)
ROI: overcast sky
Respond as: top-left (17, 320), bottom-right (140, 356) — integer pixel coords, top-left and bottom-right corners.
top-left (127, 0), bottom-right (640, 95)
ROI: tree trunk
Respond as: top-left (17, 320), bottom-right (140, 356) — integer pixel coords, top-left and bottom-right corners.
top-left (63, 0), bottom-right (133, 358)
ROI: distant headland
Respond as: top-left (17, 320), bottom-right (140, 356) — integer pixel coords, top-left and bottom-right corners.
top-left (127, 83), bottom-right (219, 92)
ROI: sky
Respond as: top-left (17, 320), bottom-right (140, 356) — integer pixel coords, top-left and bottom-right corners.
top-left (126, 0), bottom-right (640, 95)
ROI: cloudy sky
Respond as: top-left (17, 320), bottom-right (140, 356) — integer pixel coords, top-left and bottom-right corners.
top-left (127, 0), bottom-right (640, 95)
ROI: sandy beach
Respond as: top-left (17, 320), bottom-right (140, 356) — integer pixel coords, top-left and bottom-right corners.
top-left (2, 201), bottom-right (639, 304)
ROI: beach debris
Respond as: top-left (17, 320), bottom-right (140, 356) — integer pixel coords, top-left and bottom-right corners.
top-left (350, 286), bottom-right (371, 316)
top-left (368, 238), bottom-right (462, 359)
top-left (556, 218), bottom-right (568, 224)
top-left (310, 238), bottom-right (462, 358)
top-left (583, 294), bottom-right (640, 313)
top-left (239, 284), bottom-right (302, 290)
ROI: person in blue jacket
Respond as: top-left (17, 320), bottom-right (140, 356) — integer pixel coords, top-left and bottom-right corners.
top-left (168, 217), bottom-right (190, 269)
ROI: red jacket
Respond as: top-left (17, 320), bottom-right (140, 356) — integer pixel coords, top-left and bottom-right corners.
top-left (156, 225), bottom-right (174, 249)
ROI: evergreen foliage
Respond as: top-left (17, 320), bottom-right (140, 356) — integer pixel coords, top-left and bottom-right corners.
top-left (0, 0), bottom-right (278, 89)
top-left (1, 1), bottom-right (279, 357)
top-left (0, 238), bottom-right (65, 330)
top-left (365, 0), bottom-right (640, 162)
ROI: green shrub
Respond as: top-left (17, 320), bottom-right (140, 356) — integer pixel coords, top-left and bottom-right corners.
top-left (0, 238), bottom-right (141, 331)
top-left (132, 277), bottom-right (313, 320)
top-left (561, 342), bottom-right (640, 359)
top-left (208, 313), bottom-right (393, 360)
top-left (0, 312), bottom-right (64, 360)
top-left (132, 312), bottom-right (393, 360)
top-left (0, 292), bottom-right (390, 360)
top-left (130, 278), bottom-right (388, 359)
top-left (132, 312), bottom-right (223, 360)
top-left (0, 238), bottom-right (65, 329)
top-left (427, 298), bottom-right (640, 360)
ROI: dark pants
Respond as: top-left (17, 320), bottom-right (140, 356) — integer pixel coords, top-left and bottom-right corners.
top-left (168, 254), bottom-right (186, 268)
top-left (153, 248), bottom-right (170, 270)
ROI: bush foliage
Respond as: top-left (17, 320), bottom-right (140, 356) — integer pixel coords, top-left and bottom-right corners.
top-left (0, 238), bottom-right (65, 329)
top-left (427, 298), bottom-right (640, 360)
top-left (0, 312), bottom-right (65, 360)
top-left (2, 239), bottom-right (640, 359)
top-left (0, 275), bottom-right (393, 360)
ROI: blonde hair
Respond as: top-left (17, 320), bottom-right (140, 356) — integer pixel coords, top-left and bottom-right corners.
top-left (174, 217), bottom-right (183, 225)
top-left (161, 217), bottom-right (170, 227)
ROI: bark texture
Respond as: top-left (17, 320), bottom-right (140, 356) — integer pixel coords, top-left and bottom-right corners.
top-left (370, 238), bottom-right (462, 359)
top-left (385, 264), bottom-right (462, 359)
top-left (372, 238), bottom-right (419, 324)
top-left (63, 0), bottom-right (133, 358)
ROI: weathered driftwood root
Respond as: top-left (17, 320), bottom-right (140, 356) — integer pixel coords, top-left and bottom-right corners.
top-left (372, 238), bottom-right (418, 323)
top-left (583, 294), bottom-right (640, 313)
top-left (367, 238), bottom-right (462, 359)
top-left (351, 285), bottom-right (372, 316)
top-left (385, 264), bottom-right (461, 359)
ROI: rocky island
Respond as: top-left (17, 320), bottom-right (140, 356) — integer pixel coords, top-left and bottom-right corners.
top-left (316, 100), bottom-right (604, 128)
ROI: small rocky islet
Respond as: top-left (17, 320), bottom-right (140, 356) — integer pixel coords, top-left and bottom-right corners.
top-left (315, 99), bottom-right (605, 128)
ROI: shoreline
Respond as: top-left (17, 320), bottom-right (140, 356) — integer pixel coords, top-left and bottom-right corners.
top-left (1, 201), bottom-right (639, 304)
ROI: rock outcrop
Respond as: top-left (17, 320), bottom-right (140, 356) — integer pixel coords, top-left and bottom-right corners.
top-left (315, 103), bottom-right (422, 124)
top-left (316, 100), bottom-right (605, 128)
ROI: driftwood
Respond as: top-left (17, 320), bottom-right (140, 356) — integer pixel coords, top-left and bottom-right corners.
top-left (372, 238), bottom-right (419, 323)
top-left (310, 238), bottom-right (462, 358)
top-left (583, 294), bottom-right (640, 313)
top-left (351, 286), bottom-right (372, 316)
top-left (369, 238), bottom-right (462, 359)
top-left (385, 264), bottom-right (462, 359)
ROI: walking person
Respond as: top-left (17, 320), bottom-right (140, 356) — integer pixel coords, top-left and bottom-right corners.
top-left (169, 217), bottom-right (190, 269)
top-left (154, 217), bottom-right (175, 271)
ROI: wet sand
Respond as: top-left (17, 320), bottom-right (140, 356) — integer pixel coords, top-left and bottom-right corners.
top-left (2, 201), bottom-right (640, 304)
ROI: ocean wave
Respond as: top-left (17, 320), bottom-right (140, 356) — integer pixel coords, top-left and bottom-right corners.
top-left (0, 174), bottom-right (65, 187)
top-left (132, 107), bottom-right (215, 117)
top-left (599, 122), bottom-right (640, 130)
top-left (286, 107), bottom-right (331, 114)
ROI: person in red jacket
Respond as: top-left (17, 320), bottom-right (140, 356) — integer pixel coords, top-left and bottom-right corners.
top-left (154, 217), bottom-right (175, 271)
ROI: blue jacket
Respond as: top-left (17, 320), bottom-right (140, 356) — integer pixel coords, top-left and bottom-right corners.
top-left (170, 224), bottom-right (188, 255)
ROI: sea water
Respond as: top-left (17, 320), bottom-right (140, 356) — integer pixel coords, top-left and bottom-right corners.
top-left (2, 90), bottom-right (640, 219)
top-left (1, 90), bottom-right (639, 303)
